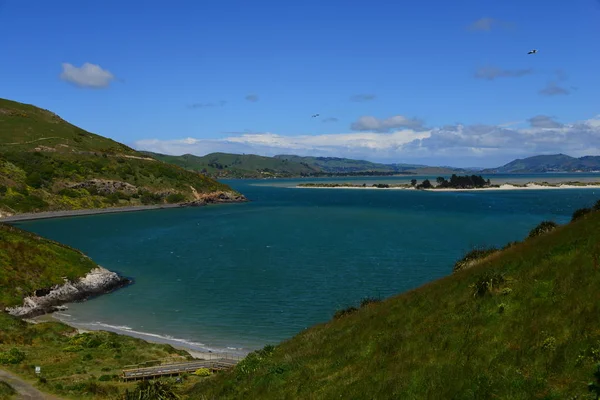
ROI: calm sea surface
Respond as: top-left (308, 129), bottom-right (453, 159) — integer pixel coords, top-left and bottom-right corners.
top-left (14, 174), bottom-right (600, 355)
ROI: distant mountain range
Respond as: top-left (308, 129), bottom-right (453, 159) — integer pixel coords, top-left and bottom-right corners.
top-left (140, 151), bottom-right (600, 179)
top-left (140, 152), bottom-right (473, 178)
top-left (481, 154), bottom-right (600, 174)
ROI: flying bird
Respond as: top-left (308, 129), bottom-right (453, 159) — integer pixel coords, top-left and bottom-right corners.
top-left (312, 114), bottom-right (320, 118)
top-left (527, 49), bottom-right (538, 55)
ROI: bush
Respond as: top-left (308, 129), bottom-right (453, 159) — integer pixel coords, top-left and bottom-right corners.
top-left (123, 380), bottom-right (181, 400)
top-left (166, 193), bottom-right (186, 203)
top-left (453, 247), bottom-right (499, 273)
top-left (528, 221), bottom-right (559, 239)
top-left (0, 381), bottom-right (16, 397)
top-left (360, 297), bottom-right (382, 308)
top-left (333, 306), bottom-right (359, 319)
top-left (572, 208), bottom-right (592, 222)
top-left (194, 368), bottom-right (211, 377)
top-left (470, 272), bottom-right (505, 298)
top-left (0, 347), bottom-right (26, 364)
top-left (593, 200), bottom-right (600, 211)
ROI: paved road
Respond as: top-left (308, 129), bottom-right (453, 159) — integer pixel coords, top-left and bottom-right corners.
top-left (0, 204), bottom-right (182, 222)
top-left (0, 369), bottom-right (62, 400)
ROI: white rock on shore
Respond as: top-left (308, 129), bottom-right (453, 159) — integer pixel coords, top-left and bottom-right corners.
top-left (5, 267), bottom-right (130, 318)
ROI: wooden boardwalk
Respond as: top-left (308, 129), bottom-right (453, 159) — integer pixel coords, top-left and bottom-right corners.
top-left (121, 358), bottom-right (239, 381)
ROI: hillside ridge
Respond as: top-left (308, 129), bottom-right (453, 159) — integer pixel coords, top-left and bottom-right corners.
top-left (0, 98), bottom-right (246, 217)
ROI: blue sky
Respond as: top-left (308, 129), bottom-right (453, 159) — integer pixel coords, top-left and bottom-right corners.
top-left (1, 0), bottom-right (599, 167)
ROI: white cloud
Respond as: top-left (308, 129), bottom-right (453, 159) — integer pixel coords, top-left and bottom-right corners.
top-left (467, 17), bottom-right (514, 32)
top-left (528, 115), bottom-right (563, 128)
top-left (350, 94), bottom-right (376, 102)
top-left (133, 115), bottom-right (600, 168)
top-left (60, 62), bottom-right (115, 88)
top-left (188, 101), bottom-right (227, 109)
top-left (474, 66), bottom-right (533, 80)
top-left (539, 81), bottom-right (570, 96)
top-left (351, 115), bottom-right (424, 132)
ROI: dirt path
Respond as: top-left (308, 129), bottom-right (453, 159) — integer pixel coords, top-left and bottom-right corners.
top-left (0, 369), bottom-right (62, 400)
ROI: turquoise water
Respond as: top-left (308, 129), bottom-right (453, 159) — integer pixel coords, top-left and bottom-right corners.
top-left (14, 174), bottom-right (600, 355)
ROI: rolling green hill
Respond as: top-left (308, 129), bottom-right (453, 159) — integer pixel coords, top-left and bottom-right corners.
top-left (189, 201), bottom-right (600, 399)
top-left (140, 152), bottom-right (468, 179)
top-left (483, 154), bottom-right (600, 173)
top-left (141, 151), bottom-right (319, 178)
top-left (0, 98), bottom-right (240, 216)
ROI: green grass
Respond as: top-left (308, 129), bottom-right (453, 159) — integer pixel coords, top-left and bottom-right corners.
top-left (0, 223), bottom-right (97, 308)
top-left (0, 98), bottom-right (239, 215)
top-left (189, 205), bottom-right (600, 399)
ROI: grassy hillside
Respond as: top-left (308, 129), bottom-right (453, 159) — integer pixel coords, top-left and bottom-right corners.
top-left (189, 202), bottom-right (600, 399)
top-left (141, 151), bottom-right (319, 178)
top-left (0, 224), bottom-right (195, 399)
top-left (483, 153), bottom-right (600, 173)
top-left (0, 98), bottom-right (238, 216)
top-left (0, 224), bottom-right (98, 308)
top-left (274, 154), bottom-right (398, 173)
top-left (140, 151), bottom-right (470, 179)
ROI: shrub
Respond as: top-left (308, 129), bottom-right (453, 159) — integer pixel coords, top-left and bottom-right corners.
top-left (0, 347), bottom-right (25, 364)
top-left (166, 193), bottom-right (186, 203)
top-left (502, 241), bottom-right (520, 250)
top-left (333, 306), bottom-right (359, 319)
top-left (594, 200), bottom-right (600, 211)
top-left (98, 375), bottom-right (112, 381)
top-left (360, 297), bottom-right (382, 308)
top-left (58, 188), bottom-right (85, 198)
top-left (527, 221), bottom-right (559, 239)
top-left (589, 364), bottom-right (600, 399)
top-left (470, 272), bottom-right (505, 298)
top-left (572, 208), bottom-right (592, 222)
top-left (0, 381), bottom-right (16, 397)
top-left (453, 247), bottom-right (499, 273)
top-left (194, 368), bottom-right (211, 377)
top-left (236, 345), bottom-right (276, 376)
top-left (122, 380), bottom-right (181, 400)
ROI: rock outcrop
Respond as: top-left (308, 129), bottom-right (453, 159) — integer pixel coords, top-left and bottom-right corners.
top-left (69, 179), bottom-right (138, 195)
top-left (182, 191), bottom-right (248, 207)
top-left (0, 209), bottom-right (14, 219)
top-left (5, 267), bottom-right (131, 319)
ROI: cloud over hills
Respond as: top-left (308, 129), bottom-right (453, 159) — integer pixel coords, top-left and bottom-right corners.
top-left (134, 114), bottom-right (600, 168)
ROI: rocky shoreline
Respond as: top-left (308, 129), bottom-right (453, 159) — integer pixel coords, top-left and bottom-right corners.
top-left (5, 267), bottom-right (132, 319)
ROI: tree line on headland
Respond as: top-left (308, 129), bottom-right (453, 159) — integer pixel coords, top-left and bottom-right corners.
top-left (413, 174), bottom-right (491, 189)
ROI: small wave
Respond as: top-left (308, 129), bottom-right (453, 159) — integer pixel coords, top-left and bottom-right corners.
top-left (81, 322), bottom-right (213, 349)
top-left (54, 312), bottom-right (72, 317)
top-left (51, 316), bottom-right (250, 356)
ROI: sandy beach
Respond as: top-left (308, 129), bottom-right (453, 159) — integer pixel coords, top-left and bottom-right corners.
top-left (26, 313), bottom-right (246, 361)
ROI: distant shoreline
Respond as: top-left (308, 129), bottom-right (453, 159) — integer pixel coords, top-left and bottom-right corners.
top-left (295, 183), bottom-right (600, 191)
